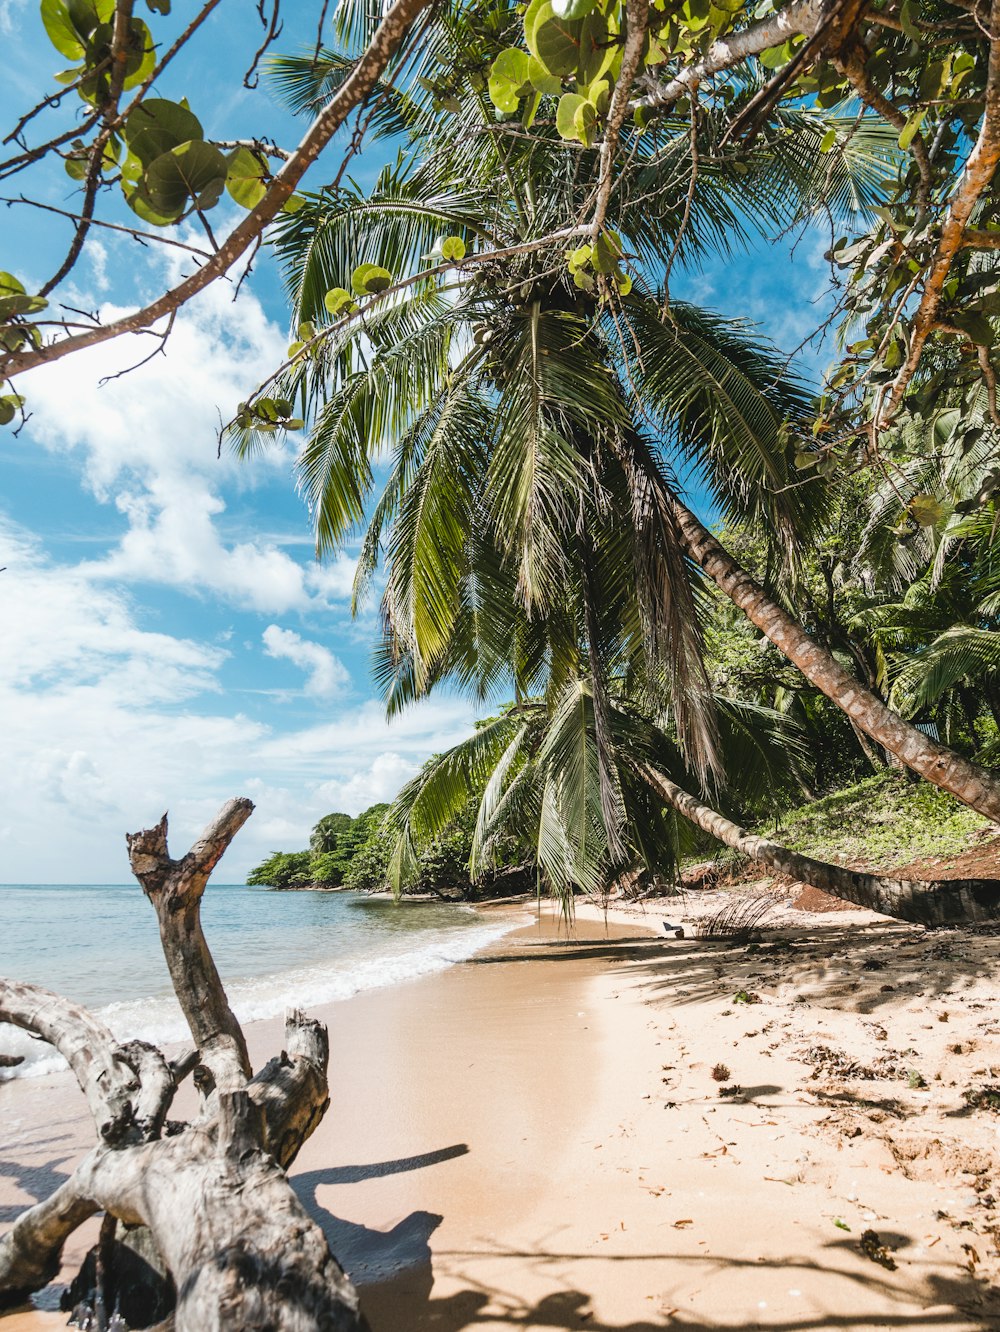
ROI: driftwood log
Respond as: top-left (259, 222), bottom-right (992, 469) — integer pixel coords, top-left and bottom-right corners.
top-left (0, 798), bottom-right (367, 1331)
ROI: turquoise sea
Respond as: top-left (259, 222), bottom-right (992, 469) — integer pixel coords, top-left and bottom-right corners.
top-left (0, 884), bottom-right (516, 1078)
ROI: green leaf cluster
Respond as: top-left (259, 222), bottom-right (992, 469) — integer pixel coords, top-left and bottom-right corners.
top-left (564, 230), bottom-right (631, 293)
top-left (0, 273), bottom-right (46, 363)
top-left (42, 0), bottom-right (155, 104)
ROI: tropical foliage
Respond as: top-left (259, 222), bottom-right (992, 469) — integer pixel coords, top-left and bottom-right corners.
top-left (248, 804), bottom-right (388, 889)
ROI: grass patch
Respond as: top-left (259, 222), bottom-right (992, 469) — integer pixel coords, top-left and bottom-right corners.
top-left (764, 771), bottom-right (989, 871)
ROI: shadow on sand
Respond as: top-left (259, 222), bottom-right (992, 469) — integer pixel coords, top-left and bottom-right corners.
top-left (295, 1147), bottom-right (1000, 1332)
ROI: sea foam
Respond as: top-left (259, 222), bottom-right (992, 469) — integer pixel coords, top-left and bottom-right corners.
top-left (1, 909), bottom-right (517, 1082)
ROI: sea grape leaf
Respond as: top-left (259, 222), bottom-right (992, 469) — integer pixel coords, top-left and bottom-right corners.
top-left (143, 140), bottom-right (228, 217)
top-left (439, 235), bottom-right (467, 261)
top-left (556, 92), bottom-right (596, 144)
top-left (324, 287), bottom-right (357, 315)
top-left (124, 99), bottom-right (204, 166)
top-left (528, 4), bottom-right (585, 77)
top-left (578, 10), bottom-right (615, 85)
top-left (488, 48), bottom-right (536, 111)
top-left (41, 0), bottom-right (113, 60)
top-left (226, 146), bottom-right (269, 209)
top-left (351, 263), bottom-right (393, 296)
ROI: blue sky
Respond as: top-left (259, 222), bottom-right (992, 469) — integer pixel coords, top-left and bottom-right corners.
top-left (0, 0), bottom-right (832, 882)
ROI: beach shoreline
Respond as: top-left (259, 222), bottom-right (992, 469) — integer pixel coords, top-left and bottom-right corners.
top-left (3, 895), bottom-right (1000, 1330)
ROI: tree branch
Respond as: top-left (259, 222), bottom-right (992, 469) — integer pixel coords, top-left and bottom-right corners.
top-left (630, 0), bottom-right (823, 113)
top-left (881, 0), bottom-right (1000, 420)
top-left (0, 0), bottom-right (432, 382)
top-left (592, 0), bottom-right (649, 236)
top-left (37, 0), bottom-right (136, 300)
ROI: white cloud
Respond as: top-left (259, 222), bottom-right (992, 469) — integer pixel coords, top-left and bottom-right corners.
top-left (0, 515), bottom-right (478, 879)
top-left (20, 272), bottom-right (359, 615)
top-left (315, 752), bottom-right (418, 813)
top-left (0, 520), bottom-right (223, 701)
top-left (305, 553), bottom-right (360, 601)
top-left (0, 0), bottom-right (28, 34)
top-left (262, 624), bottom-right (349, 697)
top-left (88, 239), bottom-right (111, 293)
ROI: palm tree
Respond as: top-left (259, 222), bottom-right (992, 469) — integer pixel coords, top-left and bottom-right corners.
top-left (850, 417), bottom-right (1000, 739)
top-left (239, 5), bottom-right (1000, 821)
top-left (382, 676), bottom-right (1000, 925)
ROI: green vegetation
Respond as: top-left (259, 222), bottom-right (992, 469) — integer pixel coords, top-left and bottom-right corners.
top-left (247, 795), bottom-right (531, 898)
top-left (13, 0), bottom-right (1000, 912)
top-left (767, 772), bottom-right (989, 873)
top-left (247, 805), bottom-right (388, 890)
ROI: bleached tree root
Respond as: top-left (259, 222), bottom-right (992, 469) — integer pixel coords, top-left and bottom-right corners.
top-left (644, 768), bottom-right (1000, 926)
top-left (0, 801), bottom-right (366, 1332)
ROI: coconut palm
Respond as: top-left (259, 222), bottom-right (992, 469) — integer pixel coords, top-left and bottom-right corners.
top-left (237, 2), bottom-right (1000, 821)
top-left (382, 672), bottom-right (1000, 925)
top-left (851, 417), bottom-right (1000, 735)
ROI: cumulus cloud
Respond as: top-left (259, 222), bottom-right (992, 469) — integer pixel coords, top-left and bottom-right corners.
top-left (0, 520), bottom-right (223, 702)
top-left (0, 515), bottom-right (478, 879)
top-left (0, 248), bottom-right (480, 883)
top-left (262, 625), bottom-right (350, 697)
top-left (315, 752), bottom-right (418, 813)
top-left (20, 272), bottom-right (357, 615)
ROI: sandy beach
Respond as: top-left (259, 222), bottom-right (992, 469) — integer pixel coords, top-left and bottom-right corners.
top-left (3, 892), bottom-right (1000, 1330)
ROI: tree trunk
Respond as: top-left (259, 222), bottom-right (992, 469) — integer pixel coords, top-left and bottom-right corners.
top-left (669, 496), bottom-right (1000, 823)
top-left (643, 767), bottom-right (1000, 926)
top-left (0, 801), bottom-right (366, 1332)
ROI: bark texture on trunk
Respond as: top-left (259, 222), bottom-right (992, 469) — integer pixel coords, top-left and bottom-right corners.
top-left (670, 496), bottom-right (1000, 823)
top-left (644, 768), bottom-right (1000, 926)
top-left (0, 801), bottom-right (366, 1332)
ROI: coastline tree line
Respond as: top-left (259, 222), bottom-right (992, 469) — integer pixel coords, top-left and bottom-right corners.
top-left (5, 0), bottom-right (1000, 1323)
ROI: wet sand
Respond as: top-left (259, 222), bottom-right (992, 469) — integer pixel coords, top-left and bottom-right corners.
top-left (3, 895), bottom-right (1000, 1330)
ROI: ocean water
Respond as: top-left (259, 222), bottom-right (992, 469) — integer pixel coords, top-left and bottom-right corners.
top-left (0, 884), bottom-right (517, 1079)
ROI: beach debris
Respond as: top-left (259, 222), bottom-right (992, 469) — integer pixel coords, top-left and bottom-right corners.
top-left (701, 895), bottom-right (776, 942)
top-left (963, 1084), bottom-right (1000, 1111)
top-left (799, 1044), bottom-right (909, 1081)
top-left (833, 1219), bottom-right (851, 1231)
top-left (859, 1229), bottom-right (898, 1270)
top-left (718, 1084), bottom-right (743, 1099)
top-left (711, 1063), bottom-right (732, 1082)
top-left (907, 1069), bottom-right (928, 1090)
top-left (733, 990), bottom-right (761, 1005)
top-left (661, 920), bottom-right (685, 938)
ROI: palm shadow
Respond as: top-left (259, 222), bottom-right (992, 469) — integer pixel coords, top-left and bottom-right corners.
top-left (359, 1238), bottom-right (1000, 1330)
top-left (615, 920), bottom-right (996, 1014)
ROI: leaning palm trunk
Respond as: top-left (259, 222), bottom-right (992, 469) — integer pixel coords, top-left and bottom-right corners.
top-left (669, 496), bottom-right (1000, 825)
top-left (643, 768), bottom-right (1000, 926)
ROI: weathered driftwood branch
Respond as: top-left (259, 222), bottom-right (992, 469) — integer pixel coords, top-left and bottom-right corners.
top-left (0, 801), bottom-right (366, 1332)
top-left (126, 798), bottom-right (254, 1097)
top-left (0, 980), bottom-right (142, 1143)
